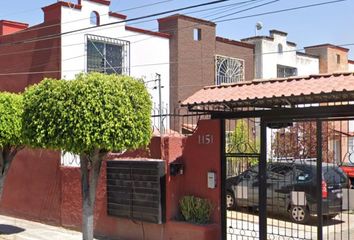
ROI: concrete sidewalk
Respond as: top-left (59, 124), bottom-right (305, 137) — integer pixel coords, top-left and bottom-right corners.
top-left (0, 215), bottom-right (106, 240)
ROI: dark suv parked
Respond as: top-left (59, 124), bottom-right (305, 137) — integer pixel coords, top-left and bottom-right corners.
top-left (226, 161), bottom-right (348, 224)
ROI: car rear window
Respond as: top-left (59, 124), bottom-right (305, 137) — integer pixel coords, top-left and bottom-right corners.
top-left (323, 166), bottom-right (347, 184)
top-left (295, 167), bottom-right (313, 182)
top-left (270, 164), bottom-right (293, 176)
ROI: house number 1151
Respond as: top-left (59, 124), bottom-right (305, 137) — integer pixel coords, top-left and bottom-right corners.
top-left (198, 134), bottom-right (214, 145)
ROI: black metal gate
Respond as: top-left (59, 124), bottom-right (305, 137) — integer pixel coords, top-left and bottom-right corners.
top-left (222, 117), bottom-right (353, 240)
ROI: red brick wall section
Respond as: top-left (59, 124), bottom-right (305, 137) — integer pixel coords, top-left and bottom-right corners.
top-left (0, 21), bottom-right (28, 36)
top-left (0, 120), bottom-right (222, 240)
top-left (60, 138), bottom-right (170, 239)
top-left (0, 149), bottom-right (61, 225)
top-left (107, 136), bottom-right (163, 160)
top-left (0, 21), bottom-right (61, 93)
top-left (177, 119), bottom-right (221, 224)
top-left (60, 120), bottom-right (221, 240)
top-left (216, 40), bottom-right (254, 81)
top-left (60, 167), bottom-right (82, 229)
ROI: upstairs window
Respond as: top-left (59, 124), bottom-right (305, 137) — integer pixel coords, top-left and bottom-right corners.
top-left (336, 54), bottom-right (341, 64)
top-left (215, 55), bottom-right (245, 85)
top-left (193, 28), bottom-right (202, 41)
top-left (90, 11), bottom-right (100, 26)
top-left (86, 34), bottom-right (130, 75)
top-left (278, 44), bottom-right (283, 54)
top-left (277, 64), bottom-right (297, 78)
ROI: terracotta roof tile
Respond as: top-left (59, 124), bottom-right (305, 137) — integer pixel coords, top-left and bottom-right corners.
top-left (182, 72), bottom-right (354, 107)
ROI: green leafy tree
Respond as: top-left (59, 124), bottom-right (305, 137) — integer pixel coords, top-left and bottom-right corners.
top-left (227, 120), bottom-right (259, 176)
top-left (23, 73), bottom-right (152, 240)
top-left (0, 92), bottom-right (24, 200)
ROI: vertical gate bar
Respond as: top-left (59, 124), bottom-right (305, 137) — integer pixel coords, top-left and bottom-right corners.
top-left (259, 118), bottom-right (267, 240)
top-left (316, 120), bottom-right (323, 240)
top-left (220, 118), bottom-right (227, 240)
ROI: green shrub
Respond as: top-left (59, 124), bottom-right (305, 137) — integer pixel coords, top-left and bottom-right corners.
top-left (179, 196), bottom-right (213, 224)
top-left (22, 73), bottom-right (152, 240)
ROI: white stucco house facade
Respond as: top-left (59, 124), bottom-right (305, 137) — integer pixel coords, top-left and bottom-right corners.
top-left (241, 30), bottom-right (319, 79)
top-left (41, 0), bottom-right (170, 165)
top-left (241, 30), bottom-right (320, 160)
top-left (59, 0), bottom-right (170, 113)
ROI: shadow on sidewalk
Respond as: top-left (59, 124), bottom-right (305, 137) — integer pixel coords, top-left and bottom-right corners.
top-left (0, 224), bottom-right (25, 235)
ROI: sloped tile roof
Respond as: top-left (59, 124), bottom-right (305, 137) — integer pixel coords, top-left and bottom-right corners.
top-left (182, 72), bottom-right (354, 108)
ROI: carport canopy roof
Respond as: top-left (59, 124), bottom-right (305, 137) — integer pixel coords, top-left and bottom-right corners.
top-left (181, 72), bottom-right (354, 112)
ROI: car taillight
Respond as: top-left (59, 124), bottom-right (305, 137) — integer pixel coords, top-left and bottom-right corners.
top-left (322, 180), bottom-right (328, 199)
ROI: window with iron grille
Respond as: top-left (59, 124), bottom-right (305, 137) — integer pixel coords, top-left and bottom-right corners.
top-left (86, 34), bottom-right (130, 75)
top-left (277, 64), bottom-right (297, 78)
top-left (215, 55), bottom-right (244, 85)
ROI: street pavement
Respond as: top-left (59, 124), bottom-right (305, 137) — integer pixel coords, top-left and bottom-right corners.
top-left (1, 212), bottom-right (354, 240)
top-left (227, 210), bottom-right (354, 240)
top-left (0, 215), bottom-right (107, 240)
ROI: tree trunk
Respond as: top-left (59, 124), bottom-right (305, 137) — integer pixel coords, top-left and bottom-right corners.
top-left (82, 198), bottom-right (94, 240)
top-left (0, 173), bottom-right (5, 201)
top-left (0, 146), bottom-right (21, 202)
top-left (80, 150), bottom-right (104, 240)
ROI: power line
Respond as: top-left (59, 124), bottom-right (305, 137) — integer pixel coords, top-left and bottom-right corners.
top-left (216, 0), bottom-right (346, 23)
top-left (53, 0), bottom-right (176, 31)
top-left (0, 42), bottom-right (353, 76)
top-left (0, 0), bottom-right (176, 37)
top-left (0, 0), bottom-right (347, 50)
top-left (0, 1), bottom-right (243, 58)
top-left (212, 0), bottom-right (279, 20)
top-left (0, 0), bottom-right (275, 58)
top-left (92, 0), bottom-right (278, 47)
top-left (59, 0), bottom-right (176, 28)
top-left (0, 0), bottom-right (347, 61)
top-left (128, 0), bottom-right (279, 44)
top-left (129, 0), bottom-right (343, 45)
top-left (118, 0), bottom-right (174, 12)
top-left (0, 0), bottom-right (229, 48)
top-left (199, 0), bottom-right (269, 18)
top-left (176, 0), bottom-right (263, 16)
top-left (0, 53), bottom-right (86, 74)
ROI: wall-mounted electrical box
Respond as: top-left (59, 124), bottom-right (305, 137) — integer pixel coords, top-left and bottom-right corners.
top-left (207, 172), bottom-right (216, 189)
top-left (170, 162), bottom-right (184, 176)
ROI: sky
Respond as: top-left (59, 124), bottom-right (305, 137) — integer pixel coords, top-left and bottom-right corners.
top-left (1, 0), bottom-right (354, 58)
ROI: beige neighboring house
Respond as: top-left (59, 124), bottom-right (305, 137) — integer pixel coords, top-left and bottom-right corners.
top-left (305, 44), bottom-right (354, 74)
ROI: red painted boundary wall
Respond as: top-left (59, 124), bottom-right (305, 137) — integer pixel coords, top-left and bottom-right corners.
top-left (0, 119), bottom-right (221, 240)
top-left (0, 149), bottom-right (61, 225)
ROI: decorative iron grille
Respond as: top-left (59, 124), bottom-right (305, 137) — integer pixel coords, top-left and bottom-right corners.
top-left (86, 34), bottom-right (130, 75)
top-left (277, 64), bottom-right (297, 78)
top-left (215, 55), bottom-right (244, 85)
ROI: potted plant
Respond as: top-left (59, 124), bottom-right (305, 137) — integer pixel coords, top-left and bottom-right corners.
top-left (167, 196), bottom-right (219, 240)
top-left (179, 195), bottom-right (213, 224)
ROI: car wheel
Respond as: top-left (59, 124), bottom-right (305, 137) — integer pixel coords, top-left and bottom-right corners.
top-left (226, 191), bottom-right (236, 210)
top-left (289, 205), bottom-right (310, 224)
